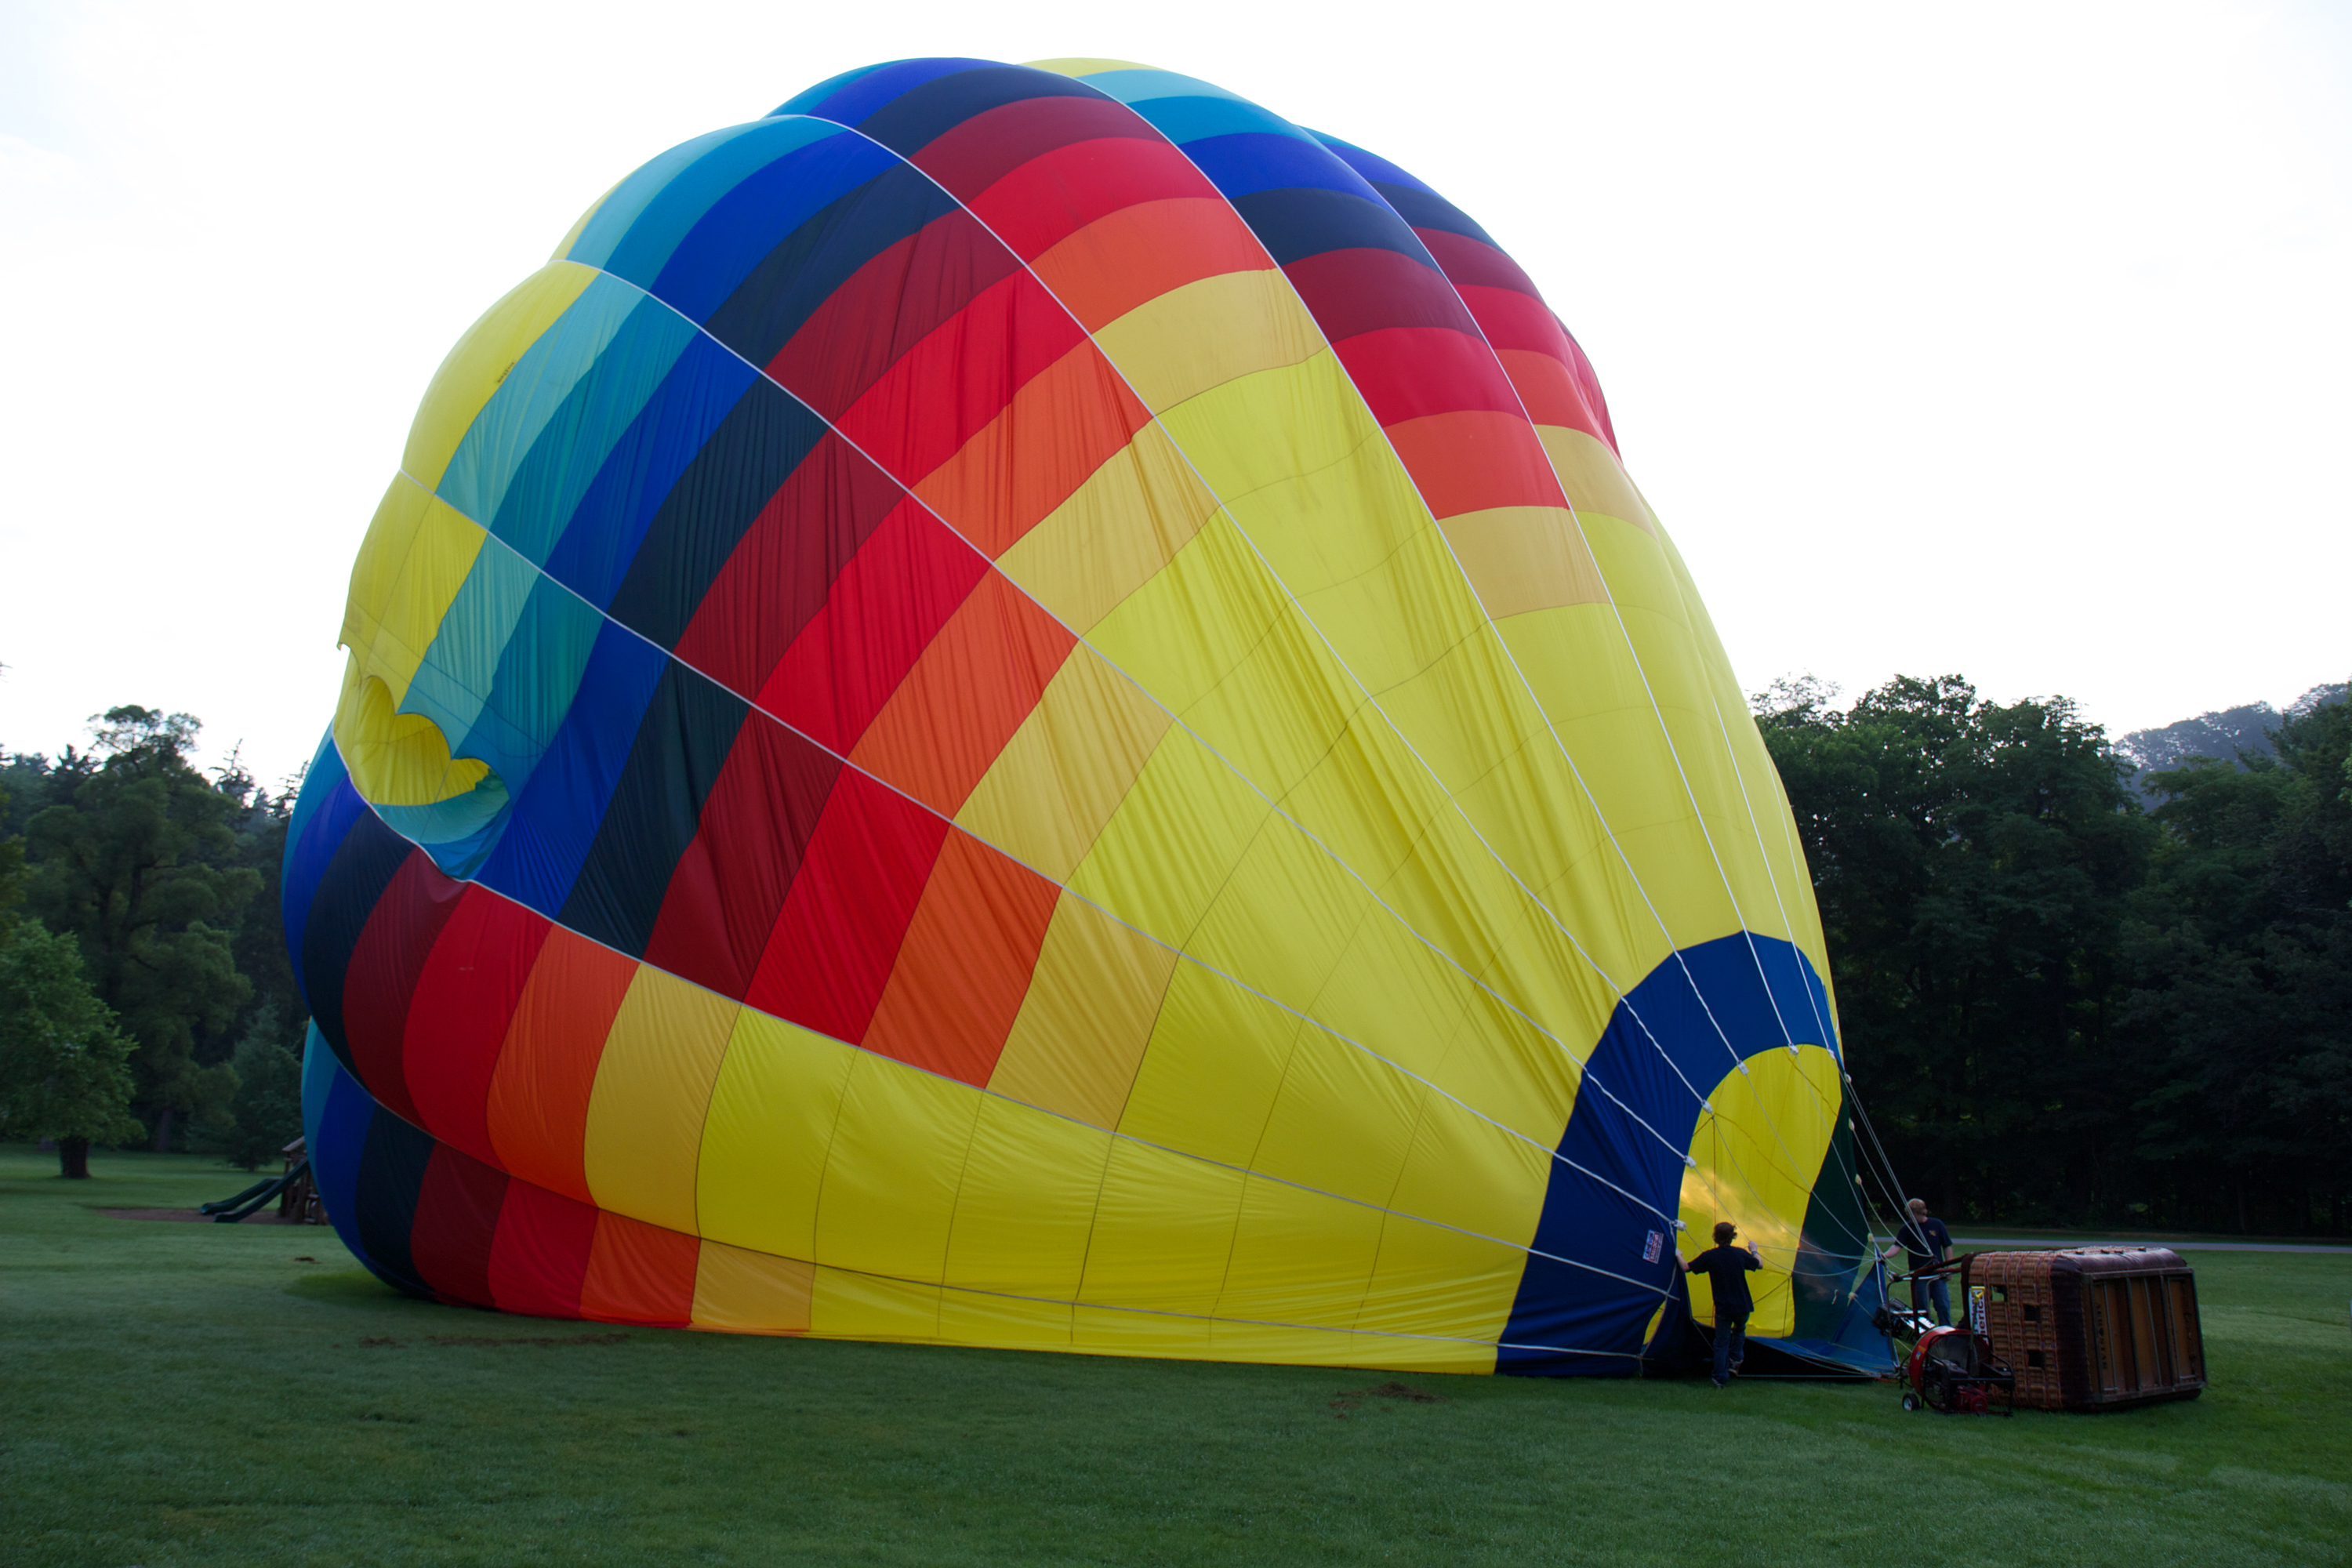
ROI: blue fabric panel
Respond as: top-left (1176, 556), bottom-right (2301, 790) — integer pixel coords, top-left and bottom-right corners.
top-left (1076, 68), bottom-right (1248, 107)
top-left (299, 1022), bottom-right (337, 1156)
top-left (474, 619), bottom-right (667, 918)
top-left (648, 134), bottom-right (901, 325)
top-left (281, 740), bottom-right (359, 994)
top-left (1178, 132), bottom-right (1377, 201)
top-left (853, 64), bottom-right (1106, 156)
top-left (568, 122), bottom-right (786, 272)
top-left (354, 1107), bottom-right (434, 1292)
top-left (1368, 180), bottom-right (1499, 248)
top-left (489, 297), bottom-right (701, 568)
top-left (1499, 933), bottom-right (1836, 1376)
top-left (770, 61), bottom-right (895, 118)
top-left (558, 660), bottom-right (749, 958)
top-left (701, 162), bottom-right (964, 371)
top-left (439, 274), bottom-right (641, 528)
top-left (459, 573), bottom-right (605, 788)
top-left (1127, 94), bottom-right (1314, 149)
top-left (775, 56), bottom-right (1001, 123)
top-left (310, 1054), bottom-right (378, 1279)
top-left (542, 335), bottom-right (758, 612)
top-left (1230, 187), bottom-right (1436, 268)
top-left (1312, 133), bottom-right (1438, 195)
top-left (606, 376), bottom-right (830, 651)
top-left (402, 537), bottom-right (536, 750)
top-left (596, 117), bottom-right (848, 290)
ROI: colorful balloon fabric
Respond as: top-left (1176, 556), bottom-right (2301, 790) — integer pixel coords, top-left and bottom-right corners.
top-left (287, 56), bottom-right (1871, 1375)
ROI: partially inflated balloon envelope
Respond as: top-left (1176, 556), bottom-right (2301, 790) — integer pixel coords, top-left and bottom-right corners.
top-left (287, 57), bottom-right (1874, 1375)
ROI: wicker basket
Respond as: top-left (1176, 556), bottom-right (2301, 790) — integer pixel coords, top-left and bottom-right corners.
top-left (1959, 1248), bottom-right (2205, 1411)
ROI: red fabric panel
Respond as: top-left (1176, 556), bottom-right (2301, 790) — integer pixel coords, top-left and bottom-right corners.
top-left (643, 715), bottom-right (842, 1000)
top-left (1029, 197), bottom-right (1272, 332)
top-left (579, 1210), bottom-right (701, 1328)
top-left (1454, 283), bottom-right (1576, 359)
top-left (1494, 349), bottom-right (1610, 443)
top-left (755, 500), bottom-right (987, 754)
top-left (768, 209), bottom-right (1022, 421)
top-left (408, 1141), bottom-right (510, 1308)
top-left (341, 851), bottom-right (465, 1124)
top-left (914, 96), bottom-right (1163, 202)
top-left (1384, 409), bottom-right (1566, 517)
top-left (1332, 326), bottom-right (1526, 426)
top-left (1415, 227), bottom-right (1542, 298)
top-left (1282, 247), bottom-right (1478, 341)
top-left (673, 434), bottom-right (904, 699)
top-left (485, 1175), bottom-right (600, 1319)
top-left (401, 891), bottom-right (550, 1165)
top-left (1560, 328), bottom-right (1620, 454)
top-left (834, 270), bottom-right (1088, 484)
top-left (861, 829), bottom-right (1062, 1085)
top-left (745, 768), bottom-right (955, 1043)
top-left (918, 344), bottom-right (1152, 558)
top-left (968, 137), bottom-right (1220, 260)
top-left (850, 572), bottom-right (1077, 814)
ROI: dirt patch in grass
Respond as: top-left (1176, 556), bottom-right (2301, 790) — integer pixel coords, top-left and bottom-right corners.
top-left (1328, 1380), bottom-right (1448, 1417)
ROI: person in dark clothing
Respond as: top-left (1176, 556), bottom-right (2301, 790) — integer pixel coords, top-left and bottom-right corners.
top-left (1682, 1221), bottom-right (1763, 1387)
top-left (1882, 1198), bottom-right (1954, 1326)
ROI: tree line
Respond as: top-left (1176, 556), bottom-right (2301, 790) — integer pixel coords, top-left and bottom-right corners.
top-left (5, 683), bottom-right (2348, 1235)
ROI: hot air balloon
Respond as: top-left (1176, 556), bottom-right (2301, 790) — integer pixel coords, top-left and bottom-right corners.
top-left (286, 57), bottom-right (1878, 1376)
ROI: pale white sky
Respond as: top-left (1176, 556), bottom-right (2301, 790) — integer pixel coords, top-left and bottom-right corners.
top-left (2, 0), bottom-right (2346, 784)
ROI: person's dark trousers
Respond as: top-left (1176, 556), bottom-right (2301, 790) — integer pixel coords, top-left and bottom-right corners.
top-left (1711, 1313), bottom-right (1748, 1385)
top-left (1912, 1273), bottom-right (1951, 1327)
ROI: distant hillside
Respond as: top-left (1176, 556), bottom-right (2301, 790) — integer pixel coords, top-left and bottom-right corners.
top-left (2119, 681), bottom-right (2348, 791)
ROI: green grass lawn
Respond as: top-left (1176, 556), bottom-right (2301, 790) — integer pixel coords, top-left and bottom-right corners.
top-left (4, 1146), bottom-right (2349, 1566)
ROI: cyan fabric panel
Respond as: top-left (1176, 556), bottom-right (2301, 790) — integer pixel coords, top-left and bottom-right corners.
top-left (595, 117), bottom-right (852, 290)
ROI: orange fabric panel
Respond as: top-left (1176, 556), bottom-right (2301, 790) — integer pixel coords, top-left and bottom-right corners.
top-left (579, 1208), bottom-right (701, 1327)
top-left (913, 342), bottom-right (1152, 558)
top-left (1030, 197), bottom-right (1273, 332)
top-left (850, 572), bottom-right (1079, 815)
top-left (1494, 349), bottom-right (1608, 443)
top-left (485, 927), bottom-right (636, 1203)
top-left (1383, 408), bottom-right (1565, 519)
top-left (861, 829), bottom-right (1063, 1085)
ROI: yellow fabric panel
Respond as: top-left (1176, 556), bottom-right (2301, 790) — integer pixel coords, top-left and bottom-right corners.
top-left (1171, 601), bottom-right (1363, 804)
top-left (1299, 909), bottom-right (1490, 1090)
top-left (1154, 351), bottom-right (1379, 515)
top-left (690, 1239), bottom-right (815, 1335)
top-left (1536, 424), bottom-right (1657, 535)
top-left (694, 1008), bottom-right (858, 1260)
top-left (1114, 960), bottom-right (1302, 1167)
top-left (1437, 505), bottom-right (1610, 619)
top-left (942, 1094), bottom-right (1112, 1298)
top-left (1071, 1302), bottom-right (1212, 1359)
top-left (581, 965), bottom-right (738, 1235)
top-left (1181, 794), bottom-right (1369, 1015)
top-left (1090, 268), bottom-right (1322, 412)
top-left (401, 260), bottom-right (597, 490)
top-left (1414, 988), bottom-right (1588, 1158)
top-left (1679, 1044), bottom-right (1845, 1335)
top-left (339, 476), bottom-right (487, 710)
top-left (1066, 723), bottom-right (1270, 947)
top-left (986, 892), bottom-right (1177, 1128)
top-left (809, 1265), bottom-right (943, 1342)
top-left (935, 1284), bottom-right (1078, 1349)
top-left (1026, 56), bottom-right (1152, 74)
top-left (1355, 1200), bottom-right (1528, 1354)
top-left (1085, 514), bottom-right (1287, 721)
top-left (1216, 416), bottom-right (1434, 601)
top-left (954, 648), bottom-right (1172, 884)
top-left (811, 1053), bottom-right (982, 1283)
top-left (1269, 707), bottom-right (1453, 895)
top-left (1213, 1175), bottom-right (1385, 1328)
top-left (332, 663), bottom-right (489, 808)
top-left (995, 423), bottom-right (1218, 633)
top-left (1244, 1021), bottom-right (1421, 1207)
top-left (1386, 1080), bottom-right (1557, 1250)
top-left (1078, 1136), bottom-right (1245, 1317)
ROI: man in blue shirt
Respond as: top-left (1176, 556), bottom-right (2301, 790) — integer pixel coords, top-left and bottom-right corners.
top-left (1883, 1198), bottom-right (1954, 1327)
top-left (1682, 1221), bottom-right (1764, 1388)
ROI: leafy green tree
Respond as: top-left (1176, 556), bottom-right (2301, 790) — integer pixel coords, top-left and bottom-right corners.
top-left (194, 1004), bottom-right (304, 1171)
top-left (2123, 691), bottom-right (2352, 1232)
top-left (0, 920), bottom-right (143, 1178)
top-left (1755, 675), bottom-right (2151, 1222)
top-left (27, 707), bottom-right (260, 1149)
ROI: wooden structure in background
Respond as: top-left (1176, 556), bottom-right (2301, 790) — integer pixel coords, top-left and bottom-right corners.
top-left (278, 1137), bottom-right (325, 1225)
top-left (1960, 1247), bottom-right (2204, 1410)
